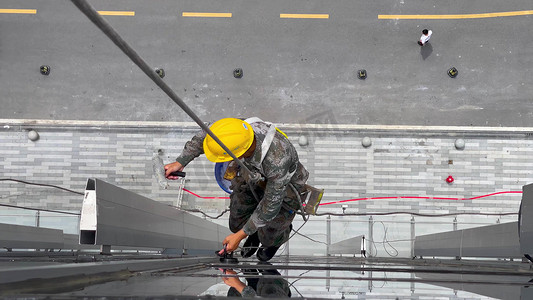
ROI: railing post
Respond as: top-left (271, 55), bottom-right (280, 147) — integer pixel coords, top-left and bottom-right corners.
top-left (35, 210), bottom-right (40, 227)
top-left (326, 215), bottom-right (331, 256)
top-left (411, 216), bottom-right (415, 293)
top-left (410, 216), bottom-right (415, 258)
top-left (368, 216), bottom-right (374, 257)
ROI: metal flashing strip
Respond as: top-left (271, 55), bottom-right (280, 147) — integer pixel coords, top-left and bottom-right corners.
top-left (520, 183), bottom-right (533, 255)
top-left (0, 223), bottom-right (64, 250)
top-left (329, 235), bottom-right (364, 256)
top-left (79, 178), bottom-right (230, 252)
top-left (2, 118), bottom-right (532, 134)
top-left (414, 221), bottom-right (521, 258)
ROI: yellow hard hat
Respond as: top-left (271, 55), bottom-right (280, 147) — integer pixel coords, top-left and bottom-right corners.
top-left (203, 118), bottom-right (254, 162)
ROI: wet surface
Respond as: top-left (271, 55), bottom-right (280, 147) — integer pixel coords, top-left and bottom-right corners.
top-left (3, 256), bottom-right (533, 299)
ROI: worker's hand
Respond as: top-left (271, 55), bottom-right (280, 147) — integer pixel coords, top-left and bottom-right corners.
top-left (220, 269), bottom-right (246, 292)
top-left (219, 229), bottom-right (248, 254)
top-left (164, 162), bottom-right (184, 180)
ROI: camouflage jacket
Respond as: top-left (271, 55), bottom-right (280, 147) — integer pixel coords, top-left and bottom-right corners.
top-left (176, 119), bottom-right (309, 235)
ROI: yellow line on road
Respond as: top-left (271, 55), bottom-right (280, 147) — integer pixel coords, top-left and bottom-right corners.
top-left (182, 12), bottom-right (232, 18)
top-left (0, 9), bottom-right (37, 14)
top-left (379, 10), bottom-right (533, 19)
top-left (280, 13), bottom-right (329, 19)
top-left (98, 11), bottom-right (135, 16)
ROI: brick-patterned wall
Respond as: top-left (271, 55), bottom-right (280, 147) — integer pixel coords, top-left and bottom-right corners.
top-left (1, 123), bottom-right (532, 214)
top-left (1, 121), bottom-right (532, 257)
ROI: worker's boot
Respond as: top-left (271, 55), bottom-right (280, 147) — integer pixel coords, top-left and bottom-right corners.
top-left (256, 245), bottom-right (280, 262)
top-left (241, 232), bottom-right (260, 258)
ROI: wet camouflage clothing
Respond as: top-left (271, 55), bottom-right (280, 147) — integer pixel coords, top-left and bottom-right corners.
top-left (175, 119), bottom-right (309, 246)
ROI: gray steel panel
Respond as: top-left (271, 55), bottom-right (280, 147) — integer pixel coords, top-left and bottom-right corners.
top-left (80, 179), bottom-right (230, 251)
top-left (0, 223), bottom-right (63, 249)
top-left (414, 231), bottom-right (462, 257)
top-left (415, 222), bottom-right (521, 258)
top-left (329, 235), bottom-right (364, 255)
top-left (461, 222), bottom-right (521, 257)
top-left (520, 183), bottom-right (533, 256)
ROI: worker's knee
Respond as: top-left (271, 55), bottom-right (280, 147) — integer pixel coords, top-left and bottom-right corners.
top-left (257, 221), bottom-right (293, 248)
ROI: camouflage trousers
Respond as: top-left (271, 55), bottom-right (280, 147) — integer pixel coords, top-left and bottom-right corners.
top-left (228, 178), bottom-right (300, 248)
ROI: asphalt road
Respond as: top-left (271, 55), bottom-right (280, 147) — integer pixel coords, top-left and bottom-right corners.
top-left (1, 0), bottom-right (532, 126)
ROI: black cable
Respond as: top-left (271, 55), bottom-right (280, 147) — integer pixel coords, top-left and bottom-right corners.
top-left (1, 178), bottom-right (231, 218)
top-left (0, 203), bottom-right (80, 216)
top-left (291, 228), bottom-right (328, 245)
top-left (316, 211), bottom-right (518, 217)
top-left (0, 178), bottom-right (84, 195)
top-left (287, 269), bottom-right (311, 297)
top-left (288, 219), bottom-right (308, 241)
top-left (179, 208), bottom-right (230, 220)
top-left (379, 221), bottom-right (398, 257)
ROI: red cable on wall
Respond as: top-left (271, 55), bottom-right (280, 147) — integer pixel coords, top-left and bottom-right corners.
top-left (181, 188), bottom-right (523, 205)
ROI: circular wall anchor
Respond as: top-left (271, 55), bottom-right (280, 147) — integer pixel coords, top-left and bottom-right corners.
top-left (40, 65), bottom-right (50, 75)
top-left (233, 68), bottom-right (243, 78)
top-left (446, 175), bottom-right (454, 184)
top-left (448, 67), bottom-right (458, 78)
top-left (357, 69), bottom-right (367, 80)
top-left (155, 68), bottom-right (165, 78)
top-left (361, 137), bottom-right (372, 148)
top-left (27, 130), bottom-right (39, 141)
top-left (454, 138), bottom-right (465, 150)
top-left (298, 135), bottom-right (308, 147)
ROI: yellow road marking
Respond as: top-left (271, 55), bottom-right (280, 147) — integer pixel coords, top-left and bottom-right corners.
top-left (0, 9), bottom-right (37, 14)
top-left (182, 12), bottom-right (232, 18)
top-left (280, 14), bottom-right (329, 19)
top-left (379, 10), bottom-right (533, 19)
top-left (98, 11), bottom-right (135, 16)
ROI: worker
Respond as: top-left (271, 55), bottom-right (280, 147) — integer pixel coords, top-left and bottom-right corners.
top-left (223, 268), bottom-right (291, 297)
top-left (165, 117), bottom-right (309, 261)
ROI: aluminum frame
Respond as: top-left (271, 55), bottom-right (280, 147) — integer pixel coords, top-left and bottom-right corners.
top-left (520, 183), bottom-right (533, 256)
top-left (0, 222), bottom-right (64, 250)
top-left (414, 221), bottom-right (521, 258)
top-left (329, 235), bottom-right (365, 256)
top-left (79, 178), bottom-right (230, 252)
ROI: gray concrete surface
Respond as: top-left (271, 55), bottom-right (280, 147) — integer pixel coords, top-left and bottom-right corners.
top-left (1, 0), bottom-right (532, 126)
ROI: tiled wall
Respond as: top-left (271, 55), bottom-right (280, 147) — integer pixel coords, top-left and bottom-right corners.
top-left (1, 122), bottom-right (532, 256)
top-left (2, 125), bottom-right (532, 212)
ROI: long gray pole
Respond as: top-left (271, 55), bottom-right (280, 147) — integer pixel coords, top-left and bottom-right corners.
top-left (70, 0), bottom-right (257, 179)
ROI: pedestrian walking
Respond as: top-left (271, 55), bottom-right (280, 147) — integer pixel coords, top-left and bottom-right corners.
top-left (418, 29), bottom-right (432, 46)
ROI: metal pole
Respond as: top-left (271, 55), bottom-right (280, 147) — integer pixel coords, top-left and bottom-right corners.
top-left (70, 0), bottom-right (259, 181)
top-left (410, 216), bottom-right (415, 293)
top-left (326, 215), bottom-right (331, 256)
top-left (410, 216), bottom-right (415, 258)
top-left (368, 216), bottom-right (374, 258)
top-left (177, 179), bottom-right (185, 208)
top-left (286, 236), bottom-right (290, 256)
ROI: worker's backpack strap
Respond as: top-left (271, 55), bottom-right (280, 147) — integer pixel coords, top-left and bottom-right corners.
top-left (243, 117), bottom-right (263, 124)
top-left (244, 117), bottom-right (277, 165)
